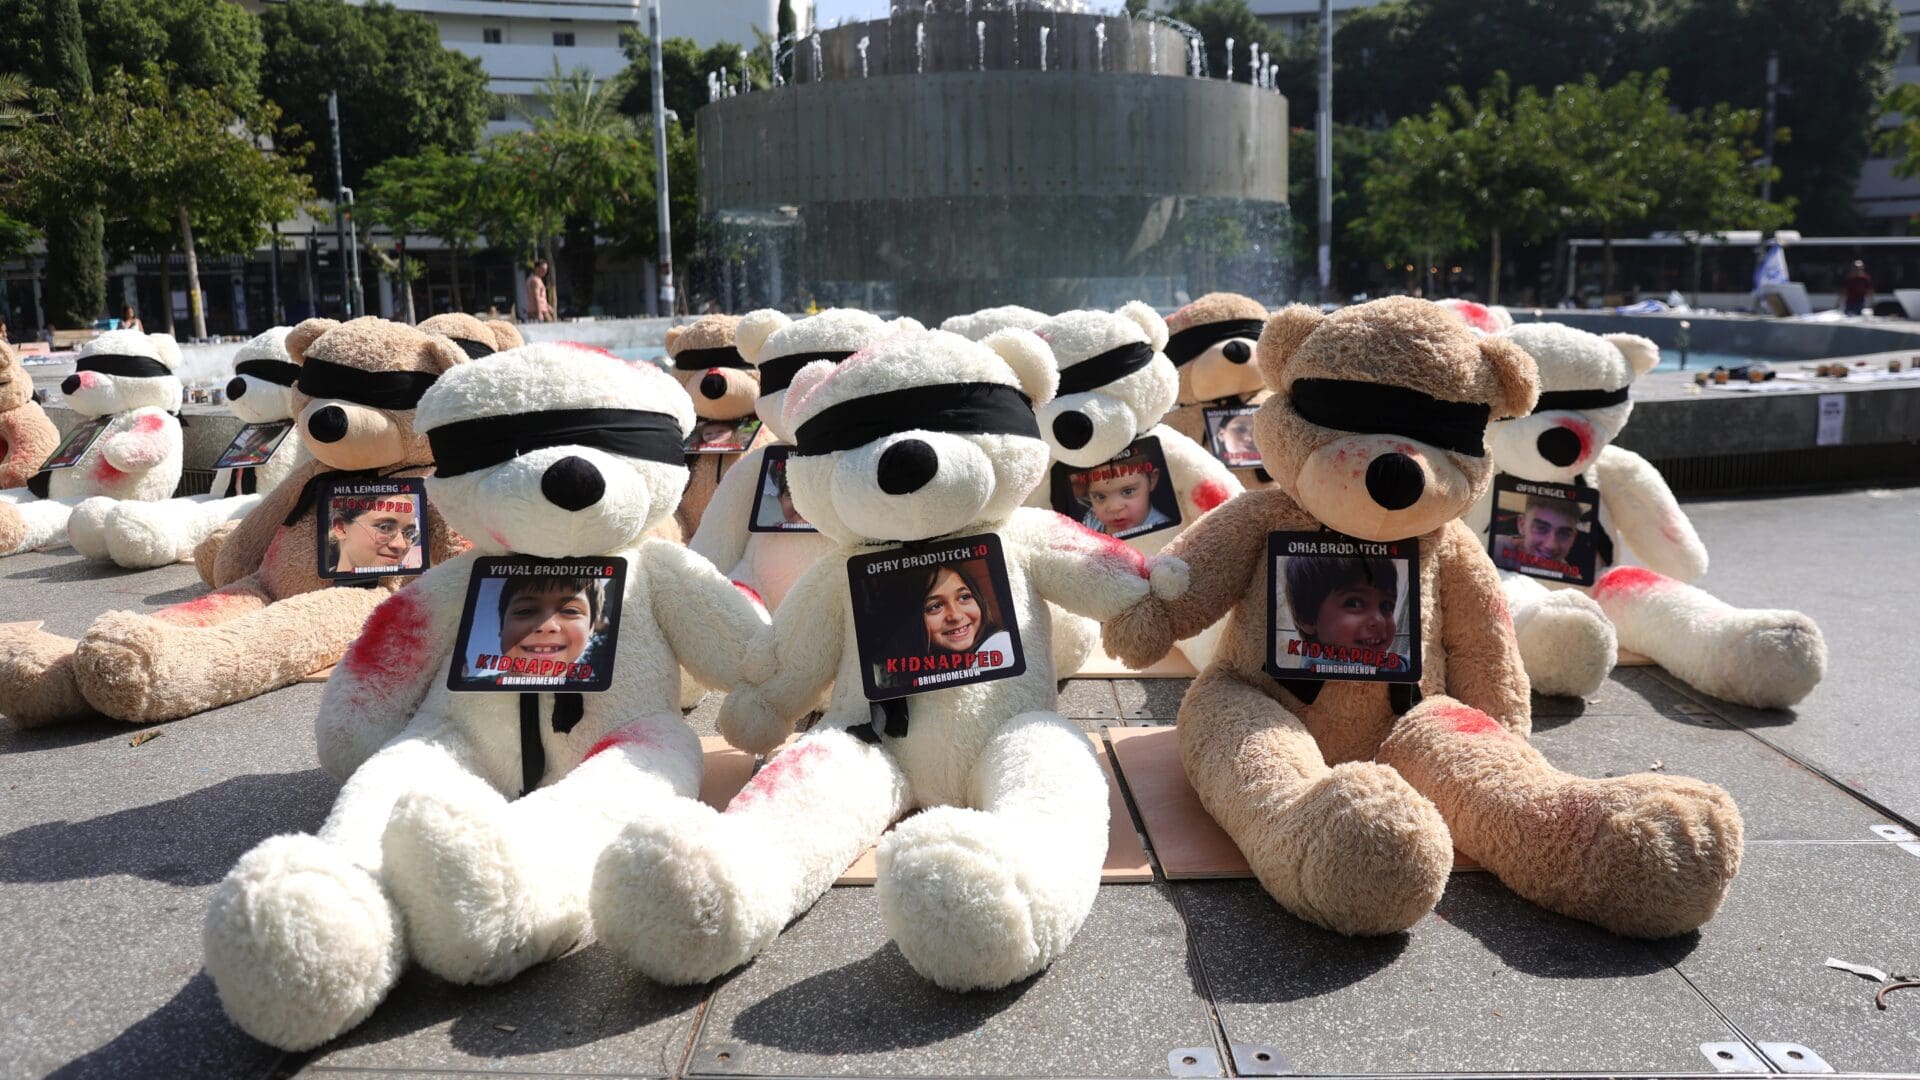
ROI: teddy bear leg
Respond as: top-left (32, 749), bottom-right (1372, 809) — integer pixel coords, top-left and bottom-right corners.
top-left (1503, 573), bottom-right (1616, 699)
top-left (0, 625), bottom-right (91, 726)
top-left (1049, 605), bottom-right (1098, 679)
top-left (1379, 695), bottom-right (1744, 938)
top-left (65, 496), bottom-right (118, 561)
top-left (193, 518), bottom-right (243, 587)
top-left (0, 486), bottom-right (31, 505)
top-left (74, 583), bottom-right (385, 723)
top-left (1180, 668), bottom-right (1451, 935)
top-left (107, 493), bottom-right (256, 569)
top-left (1172, 617), bottom-right (1227, 672)
top-left (1594, 567), bottom-right (1826, 709)
top-left (384, 714), bottom-right (704, 985)
top-left (0, 497), bottom-right (75, 555)
top-left (877, 711), bottom-right (1106, 990)
top-left (592, 726), bottom-right (907, 985)
top-left (203, 735), bottom-right (477, 1051)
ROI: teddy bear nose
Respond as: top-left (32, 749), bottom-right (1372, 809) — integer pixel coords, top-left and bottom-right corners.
top-left (1223, 340), bottom-right (1252, 364)
top-left (226, 377), bottom-right (248, 400)
top-left (699, 372), bottom-right (728, 400)
top-left (877, 438), bottom-right (939, 495)
top-left (1364, 452), bottom-right (1425, 510)
top-left (307, 405), bottom-right (350, 443)
top-left (541, 455), bottom-right (606, 511)
top-left (1536, 427), bottom-right (1582, 467)
top-left (1052, 412), bottom-right (1094, 450)
top-left (60, 375), bottom-right (81, 395)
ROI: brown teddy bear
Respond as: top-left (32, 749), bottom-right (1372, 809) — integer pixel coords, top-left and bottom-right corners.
top-left (417, 313), bottom-right (524, 358)
top-left (1163, 292), bottom-right (1273, 489)
top-left (667, 315), bottom-right (773, 538)
top-left (0, 340), bottom-right (59, 490)
top-left (1102, 297), bottom-right (1742, 939)
top-left (0, 317), bottom-right (467, 726)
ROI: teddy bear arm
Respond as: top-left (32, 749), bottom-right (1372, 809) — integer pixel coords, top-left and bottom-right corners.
top-left (1153, 425), bottom-right (1243, 518)
top-left (1153, 495), bottom-right (1267, 638)
top-left (99, 410), bottom-right (178, 472)
top-left (1435, 523), bottom-right (1532, 733)
top-left (0, 403), bottom-right (60, 488)
top-left (643, 539), bottom-right (772, 690)
top-left (1593, 446), bottom-right (1708, 582)
top-left (742, 555), bottom-right (846, 718)
top-left (688, 443), bottom-right (767, 572)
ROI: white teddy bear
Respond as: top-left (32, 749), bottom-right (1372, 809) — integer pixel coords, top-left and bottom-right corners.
top-left (1463, 321), bottom-right (1826, 707)
top-left (589, 328), bottom-right (1186, 991)
top-left (0, 330), bottom-right (185, 555)
top-left (690, 307), bottom-right (919, 611)
top-left (938, 304), bottom-right (1049, 341)
top-left (1026, 302), bottom-right (1242, 670)
top-left (67, 327), bottom-right (308, 568)
top-left (202, 344), bottom-right (770, 1051)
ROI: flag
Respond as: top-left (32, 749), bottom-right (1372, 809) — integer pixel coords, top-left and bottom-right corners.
top-left (1753, 241), bottom-right (1790, 292)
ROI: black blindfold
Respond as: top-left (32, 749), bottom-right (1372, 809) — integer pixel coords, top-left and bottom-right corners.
top-left (673, 345), bottom-right (751, 371)
top-left (1165, 318), bottom-right (1265, 367)
top-left (758, 350), bottom-right (855, 395)
top-left (1054, 342), bottom-right (1155, 397)
top-left (1289, 378), bottom-right (1491, 457)
top-left (76, 353), bottom-right (172, 379)
top-left (1532, 386), bottom-right (1630, 413)
top-left (431, 407), bottom-right (689, 477)
top-left (296, 356), bottom-right (439, 411)
top-left (234, 358), bottom-right (300, 387)
top-left (793, 382), bottom-right (1040, 458)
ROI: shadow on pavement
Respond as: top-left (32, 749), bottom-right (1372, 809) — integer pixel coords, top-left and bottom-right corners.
top-left (48, 972), bottom-right (283, 1080)
top-left (1436, 874), bottom-right (1696, 977)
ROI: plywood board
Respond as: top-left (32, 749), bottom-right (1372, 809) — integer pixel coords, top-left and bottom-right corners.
top-left (697, 735), bottom-right (756, 812)
top-left (1107, 725), bottom-right (1479, 878)
top-left (300, 664), bottom-right (334, 684)
top-left (1076, 648), bottom-right (1198, 679)
top-left (1615, 647), bottom-right (1655, 667)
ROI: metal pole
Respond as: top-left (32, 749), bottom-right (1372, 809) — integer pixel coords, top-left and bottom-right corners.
top-left (328, 89), bottom-right (353, 318)
top-left (1316, 0), bottom-right (1333, 303)
top-left (1761, 51), bottom-right (1778, 203)
top-left (649, 0), bottom-right (675, 315)
top-left (343, 186), bottom-right (364, 317)
top-left (269, 220), bottom-right (281, 324)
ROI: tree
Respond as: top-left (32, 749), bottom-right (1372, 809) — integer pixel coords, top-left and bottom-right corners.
top-left (38, 0), bottom-right (106, 330)
top-left (1288, 124), bottom-right (1386, 291)
top-left (361, 146), bottom-right (483, 315)
top-left (614, 30), bottom-right (770, 130)
top-left (1162, 0), bottom-right (1292, 86)
top-left (0, 0), bottom-right (262, 112)
top-left (259, 0), bottom-right (491, 195)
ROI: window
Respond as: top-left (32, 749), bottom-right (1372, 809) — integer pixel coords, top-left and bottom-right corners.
top-left (482, 27), bottom-right (502, 44)
top-left (553, 31), bottom-right (575, 47)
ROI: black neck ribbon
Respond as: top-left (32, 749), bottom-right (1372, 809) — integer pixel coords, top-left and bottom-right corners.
top-left (1532, 385), bottom-right (1630, 413)
top-left (452, 337), bottom-right (496, 360)
top-left (235, 358), bottom-right (301, 387)
top-left (1276, 677), bottom-right (1423, 716)
top-left (296, 357), bottom-right (439, 411)
top-left (1289, 378), bottom-right (1490, 458)
top-left (793, 382), bottom-right (1039, 458)
top-left (1054, 342), bottom-right (1156, 397)
top-left (431, 407), bottom-right (687, 477)
top-left (518, 692), bottom-right (585, 796)
top-left (673, 345), bottom-right (750, 371)
top-left (77, 353), bottom-right (172, 379)
top-left (1165, 318), bottom-right (1265, 367)
top-left (758, 349), bottom-right (855, 395)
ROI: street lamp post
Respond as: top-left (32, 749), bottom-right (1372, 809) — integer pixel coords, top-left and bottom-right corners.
top-left (1316, 0), bottom-right (1333, 304)
top-left (328, 89), bottom-right (354, 318)
top-left (649, 0), bottom-right (675, 316)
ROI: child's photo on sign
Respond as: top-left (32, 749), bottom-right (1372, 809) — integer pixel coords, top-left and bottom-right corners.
top-left (1265, 531), bottom-right (1421, 683)
top-left (846, 534), bottom-right (1026, 702)
top-left (1487, 474), bottom-right (1599, 586)
top-left (213, 420), bottom-right (294, 469)
top-left (1203, 405), bottom-right (1262, 469)
top-left (747, 446), bottom-right (816, 533)
top-left (1049, 436), bottom-right (1182, 541)
top-left (686, 416), bottom-right (763, 454)
top-left (40, 417), bottom-right (111, 470)
top-left (317, 477), bottom-right (430, 579)
top-left (447, 557), bottom-right (627, 692)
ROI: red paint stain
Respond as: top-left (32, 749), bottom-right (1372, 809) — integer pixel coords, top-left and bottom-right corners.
top-left (1593, 566), bottom-right (1670, 601)
top-left (340, 588), bottom-right (431, 689)
top-left (133, 414), bottom-right (164, 434)
top-left (733, 580), bottom-right (767, 613)
top-left (1434, 703), bottom-right (1503, 736)
top-left (585, 722), bottom-right (659, 762)
top-left (487, 527), bottom-right (510, 547)
top-left (90, 458), bottom-right (125, 485)
top-left (74, 372), bottom-right (102, 390)
top-left (260, 525), bottom-right (287, 569)
top-left (727, 739), bottom-right (829, 812)
top-left (158, 590), bottom-right (248, 626)
top-left (1048, 513), bottom-right (1149, 577)
top-left (1192, 479), bottom-right (1231, 513)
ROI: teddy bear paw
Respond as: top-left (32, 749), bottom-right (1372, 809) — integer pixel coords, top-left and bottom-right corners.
top-left (71, 611), bottom-right (187, 723)
top-left (0, 625), bottom-right (90, 726)
top-left (202, 834), bottom-right (405, 1051)
top-left (1147, 555), bottom-right (1190, 601)
top-left (104, 501), bottom-right (189, 569)
top-left (1697, 610), bottom-right (1827, 710)
top-left (717, 684), bottom-right (791, 756)
top-left (1569, 775), bottom-right (1744, 938)
top-left (64, 496), bottom-right (117, 561)
top-left (0, 501), bottom-right (31, 555)
top-left (591, 803), bottom-right (780, 985)
top-left (1514, 589), bottom-right (1617, 699)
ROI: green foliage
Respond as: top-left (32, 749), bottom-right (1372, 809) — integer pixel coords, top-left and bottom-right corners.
top-left (2, 0), bottom-right (260, 110)
top-left (1163, 0), bottom-right (1292, 85)
top-left (1289, 124), bottom-right (1386, 273)
top-left (615, 30), bottom-right (770, 129)
top-left (1875, 82), bottom-right (1920, 181)
top-left (39, 0), bottom-right (103, 328)
top-left (361, 146), bottom-right (481, 254)
top-left (259, 0), bottom-right (491, 194)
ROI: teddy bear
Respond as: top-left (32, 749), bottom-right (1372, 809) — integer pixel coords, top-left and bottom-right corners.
top-left (0, 316), bottom-right (465, 727)
top-left (66, 327), bottom-right (309, 569)
top-left (689, 308), bottom-right (919, 611)
top-left (1433, 297), bottom-right (1513, 335)
top-left (0, 339), bottom-right (60, 490)
top-left (1102, 297), bottom-right (1743, 940)
top-left (202, 343), bottom-right (770, 1051)
top-left (0, 330), bottom-right (185, 556)
top-left (1461, 320), bottom-right (1826, 707)
top-left (1026, 302), bottom-right (1242, 671)
top-left (417, 312), bottom-right (525, 358)
top-left (665, 314), bottom-right (775, 539)
top-left (1162, 292), bottom-right (1273, 488)
top-left (588, 327), bottom-right (1187, 991)
top-left (938, 304), bottom-right (1048, 341)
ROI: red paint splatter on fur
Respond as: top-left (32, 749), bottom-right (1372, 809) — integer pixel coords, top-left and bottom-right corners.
top-left (1434, 704), bottom-right (1503, 736)
top-left (487, 527), bottom-right (510, 547)
top-left (1192, 479), bottom-right (1231, 513)
top-left (158, 590), bottom-right (250, 627)
top-left (585, 723), bottom-right (659, 762)
top-left (727, 739), bottom-right (829, 811)
top-left (1048, 513), bottom-right (1149, 577)
top-left (732, 580), bottom-right (767, 614)
top-left (260, 525), bottom-right (287, 568)
top-left (1593, 566), bottom-right (1671, 601)
top-left (74, 372), bottom-right (102, 390)
top-left (90, 458), bottom-right (125, 485)
top-left (340, 588), bottom-right (431, 689)
top-left (133, 414), bottom-right (164, 434)
top-left (1561, 419), bottom-right (1594, 464)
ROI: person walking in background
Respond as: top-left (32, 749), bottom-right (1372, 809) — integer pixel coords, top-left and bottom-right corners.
top-left (525, 259), bottom-right (555, 323)
top-left (120, 305), bottom-right (142, 332)
top-left (1841, 260), bottom-right (1874, 316)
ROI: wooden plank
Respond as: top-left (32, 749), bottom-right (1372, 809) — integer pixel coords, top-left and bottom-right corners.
top-left (697, 736), bottom-right (756, 812)
top-left (1076, 647), bottom-right (1198, 679)
top-left (1615, 647), bottom-right (1655, 667)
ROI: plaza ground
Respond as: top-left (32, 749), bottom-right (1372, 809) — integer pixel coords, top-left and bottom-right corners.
top-left (1, 487), bottom-right (1917, 1079)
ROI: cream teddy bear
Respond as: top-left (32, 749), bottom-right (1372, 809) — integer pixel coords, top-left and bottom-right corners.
top-left (202, 344), bottom-right (769, 1051)
top-left (939, 304), bottom-right (1048, 341)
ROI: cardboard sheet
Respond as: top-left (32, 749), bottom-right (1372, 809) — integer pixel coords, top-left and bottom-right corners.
top-left (1075, 648), bottom-right (1198, 679)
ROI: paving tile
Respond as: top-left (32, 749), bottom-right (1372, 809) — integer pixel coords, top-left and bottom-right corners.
top-left (1178, 877), bottom-right (1737, 1076)
top-left (1056, 677), bottom-right (1120, 722)
top-left (1656, 843), bottom-right (1920, 1075)
top-left (687, 884), bottom-right (1217, 1077)
top-left (1112, 677), bottom-right (1191, 721)
top-left (1530, 664), bottom-right (1709, 724)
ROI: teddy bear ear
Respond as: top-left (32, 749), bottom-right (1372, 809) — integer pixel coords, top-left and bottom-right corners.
top-left (889, 316), bottom-right (926, 334)
top-left (488, 320), bottom-right (525, 351)
top-left (1478, 335), bottom-right (1541, 420)
top-left (147, 333), bottom-right (183, 370)
top-left (1255, 305), bottom-right (1323, 390)
top-left (421, 333), bottom-right (469, 375)
top-left (1118, 300), bottom-right (1170, 353)
top-left (735, 309), bottom-right (792, 365)
top-left (782, 358), bottom-right (839, 427)
top-left (981, 328), bottom-right (1059, 406)
top-left (285, 318), bottom-right (341, 364)
top-left (1604, 333), bottom-right (1660, 378)
top-left (663, 325), bottom-right (684, 353)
